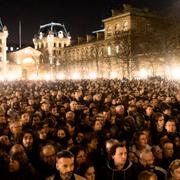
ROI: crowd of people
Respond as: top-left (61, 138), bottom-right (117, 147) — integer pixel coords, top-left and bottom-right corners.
top-left (0, 77), bottom-right (180, 180)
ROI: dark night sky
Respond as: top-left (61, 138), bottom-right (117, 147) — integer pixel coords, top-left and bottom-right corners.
top-left (0, 0), bottom-right (179, 45)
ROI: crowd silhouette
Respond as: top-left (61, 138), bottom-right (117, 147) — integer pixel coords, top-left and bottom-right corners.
top-left (0, 77), bottom-right (180, 180)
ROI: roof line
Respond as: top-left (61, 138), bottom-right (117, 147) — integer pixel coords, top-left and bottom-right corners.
top-left (40, 22), bottom-right (64, 29)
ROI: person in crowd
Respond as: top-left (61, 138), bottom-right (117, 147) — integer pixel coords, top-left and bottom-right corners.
top-left (8, 121), bottom-right (22, 145)
top-left (8, 150), bottom-right (39, 180)
top-left (130, 131), bottom-right (151, 157)
top-left (77, 162), bottom-right (96, 180)
top-left (151, 145), bottom-right (163, 167)
top-left (70, 145), bottom-right (87, 173)
top-left (167, 159), bottom-right (180, 180)
top-left (161, 140), bottom-right (175, 169)
top-left (0, 77), bottom-right (179, 180)
top-left (46, 150), bottom-right (86, 180)
top-left (137, 149), bottom-right (167, 179)
top-left (37, 143), bottom-right (57, 179)
top-left (100, 142), bottom-right (137, 180)
top-left (138, 170), bottom-right (158, 180)
top-left (21, 129), bottom-right (39, 168)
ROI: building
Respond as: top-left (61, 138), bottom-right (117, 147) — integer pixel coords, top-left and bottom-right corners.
top-left (0, 18), bottom-right (8, 78)
top-left (4, 5), bottom-right (180, 80)
top-left (31, 5), bottom-right (180, 79)
top-left (7, 46), bottom-right (41, 80)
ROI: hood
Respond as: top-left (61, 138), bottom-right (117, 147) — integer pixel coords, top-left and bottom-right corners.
top-left (106, 158), bottom-right (133, 172)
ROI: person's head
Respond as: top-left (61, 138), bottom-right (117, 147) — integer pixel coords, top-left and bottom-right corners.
top-left (0, 134), bottom-right (11, 147)
top-left (9, 151), bottom-right (29, 173)
top-left (145, 105), bottom-right (154, 116)
top-left (66, 111), bottom-right (75, 121)
top-left (41, 101), bottom-right (50, 111)
top-left (162, 141), bottom-right (174, 158)
top-left (70, 101), bottom-right (78, 112)
top-left (127, 105), bottom-right (137, 116)
top-left (21, 130), bottom-right (34, 150)
top-left (165, 119), bottom-right (176, 133)
top-left (9, 144), bottom-right (25, 155)
top-left (133, 131), bottom-right (148, 149)
top-left (9, 121), bottom-right (22, 135)
top-left (92, 119), bottom-right (103, 132)
top-left (138, 170), bottom-right (157, 180)
top-left (168, 159), bottom-right (180, 180)
top-left (115, 105), bottom-right (125, 115)
top-left (32, 114), bottom-right (41, 126)
top-left (78, 162), bottom-right (96, 180)
top-left (56, 150), bottom-right (75, 180)
top-left (75, 131), bottom-right (85, 144)
top-left (66, 120), bottom-right (75, 136)
top-left (128, 151), bottom-right (139, 164)
top-left (70, 145), bottom-right (87, 167)
top-left (154, 112), bottom-right (165, 129)
top-left (37, 125), bottom-right (47, 140)
top-left (139, 149), bottom-right (154, 167)
top-left (85, 132), bottom-right (98, 151)
top-left (162, 104), bottom-right (171, 116)
top-left (110, 142), bottom-right (127, 169)
top-left (40, 144), bottom-right (56, 167)
top-left (151, 145), bottom-right (163, 160)
top-left (57, 127), bottom-right (68, 139)
top-left (20, 112), bottom-right (30, 125)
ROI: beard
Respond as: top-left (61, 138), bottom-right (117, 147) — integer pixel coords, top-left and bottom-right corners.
top-left (61, 171), bottom-right (73, 180)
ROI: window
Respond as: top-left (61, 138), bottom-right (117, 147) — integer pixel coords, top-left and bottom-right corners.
top-left (116, 45), bottom-right (119, 54)
top-left (106, 26), bottom-right (112, 37)
top-left (115, 24), bottom-right (120, 34)
top-left (107, 46), bottom-right (111, 56)
top-left (123, 21), bottom-right (129, 31)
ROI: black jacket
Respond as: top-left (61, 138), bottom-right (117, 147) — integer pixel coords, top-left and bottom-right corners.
top-left (100, 159), bottom-right (137, 180)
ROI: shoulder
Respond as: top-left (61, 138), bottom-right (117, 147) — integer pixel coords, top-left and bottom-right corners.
top-left (45, 175), bottom-right (55, 180)
top-left (74, 173), bottom-right (86, 180)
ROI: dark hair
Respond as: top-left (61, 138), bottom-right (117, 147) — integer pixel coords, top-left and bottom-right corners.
top-left (109, 142), bottom-right (126, 157)
top-left (77, 162), bottom-right (95, 177)
top-left (56, 150), bottom-right (74, 159)
top-left (69, 145), bottom-right (86, 157)
top-left (138, 170), bottom-right (157, 180)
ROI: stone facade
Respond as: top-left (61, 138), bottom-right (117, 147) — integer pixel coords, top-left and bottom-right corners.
top-left (0, 19), bottom-right (8, 76)
top-left (2, 5), bottom-right (180, 80)
top-left (32, 5), bottom-right (180, 79)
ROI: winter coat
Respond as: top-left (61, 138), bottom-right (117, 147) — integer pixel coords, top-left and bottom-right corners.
top-left (100, 159), bottom-right (137, 180)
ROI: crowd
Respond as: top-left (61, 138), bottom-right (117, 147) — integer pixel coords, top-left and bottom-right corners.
top-left (0, 77), bottom-right (180, 180)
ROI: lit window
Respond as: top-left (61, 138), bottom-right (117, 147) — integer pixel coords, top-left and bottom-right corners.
top-left (107, 26), bottom-right (112, 37)
top-left (115, 24), bottom-right (120, 34)
top-left (107, 46), bottom-right (111, 56)
top-left (116, 45), bottom-right (119, 54)
top-left (22, 58), bottom-right (35, 64)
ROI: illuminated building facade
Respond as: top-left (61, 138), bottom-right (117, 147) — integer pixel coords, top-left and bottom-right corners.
top-left (3, 5), bottom-right (180, 80)
top-left (31, 5), bottom-right (180, 79)
top-left (0, 18), bottom-right (8, 77)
